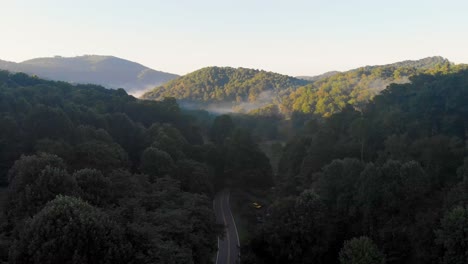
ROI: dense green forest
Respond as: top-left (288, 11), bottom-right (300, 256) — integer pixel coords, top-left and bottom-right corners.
top-left (1, 66), bottom-right (468, 264)
top-left (141, 66), bottom-right (309, 112)
top-left (282, 56), bottom-right (463, 116)
top-left (240, 69), bottom-right (468, 264)
top-left (143, 57), bottom-right (467, 117)
top-left (0, 70), bottom-right (272, 263)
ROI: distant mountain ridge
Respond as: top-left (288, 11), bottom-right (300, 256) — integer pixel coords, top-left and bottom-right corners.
top-left (0, 55), bottom-right (179, 95)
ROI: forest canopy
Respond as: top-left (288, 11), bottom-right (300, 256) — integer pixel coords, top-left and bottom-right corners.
top-left (242, 69), bottom-right (468, 264)
top-left (142, 57), bottom-right (467, 117)
top-left (1, 64), bottom-right (468, 264)
top-left (0, 70), bottom-right (272, 263)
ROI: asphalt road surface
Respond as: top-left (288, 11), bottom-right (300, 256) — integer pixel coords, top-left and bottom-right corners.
top-left (214, 189), bottom-right (240, 264)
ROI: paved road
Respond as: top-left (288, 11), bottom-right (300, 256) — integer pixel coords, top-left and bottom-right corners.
top-left (214, 189), bottom-right (240, 264)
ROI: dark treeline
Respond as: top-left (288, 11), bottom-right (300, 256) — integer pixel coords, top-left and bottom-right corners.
top-left (0, 70), bottom-right (272, 263)
top-left (242, 70), bottom-right (468, 264)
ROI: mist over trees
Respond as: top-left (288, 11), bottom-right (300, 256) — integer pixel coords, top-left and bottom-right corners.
top-left (142, 66), bottom-right (309, 113)
top-left (242, 69), bottom-right (468, 264)
top-left (0, 59), bottom-right (467, 264)
top-left (0, 72), bottom-right (220, 263)
top-left (0, 71), bottom-right (271, 263)
top-left (142, 57), bottom-right (467, 118)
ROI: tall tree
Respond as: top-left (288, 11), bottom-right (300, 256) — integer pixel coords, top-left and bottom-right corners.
top-left (339, 236), bottom-right (385, 264)
top-left (436, 206), bottom-right (468, 264)
top-left (9, 196), bottom-right (132, 264)
top-left (210, 114), bottom-right (234, 144)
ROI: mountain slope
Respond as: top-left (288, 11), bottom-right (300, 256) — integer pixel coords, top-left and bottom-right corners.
top-left (142, 66), bottom-right (309, 113)
top-left (297, 57), bottom-right (451, 81)
top-left (0, 55), bottom-right (178, 95)
top-left (282, 56), bottom-right (466, 116)
top-left (142, 57), bottom-right (461, 115)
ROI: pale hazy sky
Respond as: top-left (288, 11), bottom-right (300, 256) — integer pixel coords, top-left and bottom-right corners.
top-left (1, 0), bottom-right (468, 76)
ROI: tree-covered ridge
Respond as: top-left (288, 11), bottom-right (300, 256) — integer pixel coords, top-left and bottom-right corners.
top-left (142, 66), bottom-right (309, 110)
top-left (282, 56), bottom-right (467, 116)
top-left (142, 57), bottom-right (466, 117)
top-left (243, 69), bottom-right (468, 264)
top-left (296, 57), bottom-right (450, 81)
top-left (297, 71), bottom-right (341, 82)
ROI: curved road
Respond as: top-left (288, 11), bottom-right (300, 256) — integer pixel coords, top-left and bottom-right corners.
top-left (214, 189), bottom-right (240, 264)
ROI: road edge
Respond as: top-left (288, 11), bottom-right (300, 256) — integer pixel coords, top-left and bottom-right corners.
top-left (227, 189), bottom-right (241, 262)
top-left (213, 196), bottom-right (220, 264)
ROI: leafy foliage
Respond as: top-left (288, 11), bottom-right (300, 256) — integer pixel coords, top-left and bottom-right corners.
top-left (0, 71), bottom-right (225, 264)
top-left (435, 206), bottom-right (468, 264)
top-left (142, 66), bottom-right (308, 111)
top-left (142, 57), bottom-right (467, 118)
top-left (140, 147), bottom-right (175, 181)
top-left (247, 190), bottom-right (332, 264)
top-left (9, 195), bottom-right (131, 264)
top-left (283, 56), bottom-right (461, 116)
top-left (2, 60), bottom-right (468, 264)
top-left (244, 69), bottom-right (468, 264)
top-left (339, 237), bottom-right (385, 264)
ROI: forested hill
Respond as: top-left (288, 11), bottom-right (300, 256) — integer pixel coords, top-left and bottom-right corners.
top-left (0, 55), bottom-right (179, 95)
top-left (296, 57), bottom-right (449, 81)
top-left (282, 56), bottom-right (464, 116)
top-left (142, 57), bottom-right (463, 116)
top-left (141, 66), bottom-right (309, 113)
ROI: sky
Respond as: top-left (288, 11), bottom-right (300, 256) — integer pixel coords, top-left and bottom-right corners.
top-left (1, 0), bottom-right (468, 76)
